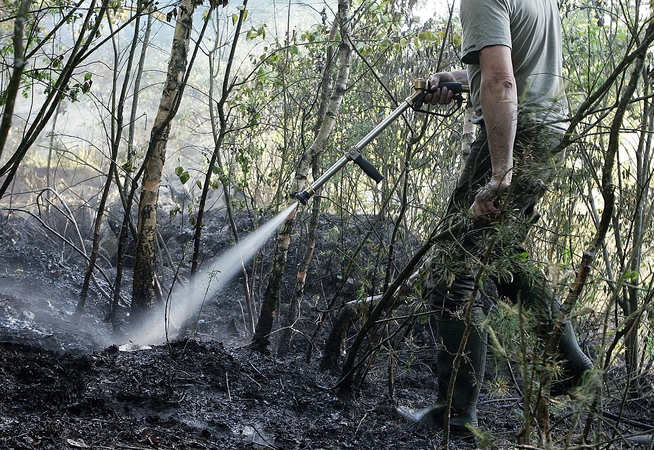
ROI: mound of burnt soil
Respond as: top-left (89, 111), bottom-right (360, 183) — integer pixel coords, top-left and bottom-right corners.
top-left (0, 338), bottom-right (480, 450)
top-left (0, 211), bottom-right (482, 449)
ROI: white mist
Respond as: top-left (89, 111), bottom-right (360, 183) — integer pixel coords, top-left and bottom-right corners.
top-left (128, 202), bottom-right (298, 346)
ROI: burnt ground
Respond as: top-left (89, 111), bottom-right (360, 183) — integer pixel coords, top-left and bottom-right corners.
top-left (1, 209), bottom-right (654, 450)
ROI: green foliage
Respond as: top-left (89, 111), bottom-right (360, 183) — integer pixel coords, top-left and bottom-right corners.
top-left (175, 166), bottom-right (190, 185)
top-left (468, 426), bottom-right (498, 449)
top-left (232, 6), bottom-right (247, 25)
top-left (486, 300), bottom-right (537, 364)
top-left (246, 23), bottom-right (266, 40)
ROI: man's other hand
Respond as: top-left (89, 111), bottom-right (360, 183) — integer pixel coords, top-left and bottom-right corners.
top-left (471, 178), bottom-right (510, 221)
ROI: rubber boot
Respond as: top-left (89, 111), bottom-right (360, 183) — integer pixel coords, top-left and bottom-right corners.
top-left (504, 272), bottom-right (593, 395)
top-left (398, 317), bottom-right (487, 434)
top-left (550, 319), bottom-right (593, 395)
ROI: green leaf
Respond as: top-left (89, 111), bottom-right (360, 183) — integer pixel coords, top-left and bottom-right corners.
top-left (513, 252), bottom-right (529, 262)
top-left (417, 31), bottom-right (436, 41)
top-left (231, 7), bottom-right (248, 23)
top-left (624, 270), bottom-right (639, 283)
top-left (176, 166), bottom-right (190, 184)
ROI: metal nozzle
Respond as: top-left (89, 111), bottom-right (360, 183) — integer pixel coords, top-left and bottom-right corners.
top-left (296, 189), bottom-right (314, 205)
top-left (413, 79), bottom-right (428, 92)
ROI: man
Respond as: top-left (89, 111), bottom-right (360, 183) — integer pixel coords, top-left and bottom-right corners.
top-left (398, 0), bottom-right (593, 434)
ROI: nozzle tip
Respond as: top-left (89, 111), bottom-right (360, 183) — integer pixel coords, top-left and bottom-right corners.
top-left (296, 191), bottom-right (311, 205)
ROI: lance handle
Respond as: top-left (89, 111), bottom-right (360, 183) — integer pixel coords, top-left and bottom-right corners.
top-left (296, 80), bottom-right (465, 205)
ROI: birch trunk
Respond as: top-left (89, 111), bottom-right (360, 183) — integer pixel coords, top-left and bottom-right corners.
top-left (131, 0), bottom-right (195, 318)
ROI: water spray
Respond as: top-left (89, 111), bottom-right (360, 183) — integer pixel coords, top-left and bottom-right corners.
top-left (129, 203), bottom-right (299, 346)
top-left (295, 79), bottom-right (467, 205)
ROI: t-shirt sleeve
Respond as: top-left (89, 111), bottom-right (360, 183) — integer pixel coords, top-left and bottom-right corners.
top-left (460, 0), bottom-right (512, 64)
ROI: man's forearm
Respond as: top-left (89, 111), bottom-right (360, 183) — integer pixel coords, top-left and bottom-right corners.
top-left (479, 46), bottom-right (517, 185)
top-left (481, 80), bottom-right (516, 184)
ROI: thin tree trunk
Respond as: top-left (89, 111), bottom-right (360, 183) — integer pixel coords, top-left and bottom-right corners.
top-left (126, 8), bottom-right (153, 194)
top-left (45, 102), bottom-right (65, 219)
top-left (76, 4), bottom-right (144, 314)
top-left (0, 0), bottom-right (31, 159)
top-left (131, 0), bottom-right (197, 319)
top-left (277, 158), bottom-right (321, 356)
top-left (108, 7), bottom-right (153, 328)
top-left (192, 0), bottom-right (247, 275)
top-left (250, 0), bottom-right (353, 353)
top-left (624, 69), bottom-right (653, 377)
top-left (192, 2), bottom-right (255, 333)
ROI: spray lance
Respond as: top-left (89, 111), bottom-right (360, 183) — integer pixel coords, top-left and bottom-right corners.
top-left (295, 79), bottom-right (468, 205)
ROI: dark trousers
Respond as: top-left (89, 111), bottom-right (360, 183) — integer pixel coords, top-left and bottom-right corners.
top-left (427, 123), bottom-right (563, 321)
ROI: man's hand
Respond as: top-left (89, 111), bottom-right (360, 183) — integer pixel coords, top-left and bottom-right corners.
top-left (424, 70), bottom-right (468, 105)
top-left (425, 72), bottom-right (457, 105)
top-left (471, 178), bottom-right (510, 221)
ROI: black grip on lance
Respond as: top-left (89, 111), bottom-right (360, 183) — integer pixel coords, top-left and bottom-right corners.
top-left (352, 153), bottom-right (384, 184)
top-left (414, 81), bottom-right (463, 110)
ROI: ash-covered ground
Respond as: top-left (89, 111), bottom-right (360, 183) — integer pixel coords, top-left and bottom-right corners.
top-left (1, 210), bottom-right (653, 450)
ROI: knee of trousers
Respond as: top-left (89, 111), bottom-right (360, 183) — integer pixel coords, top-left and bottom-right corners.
top-left (425, 277), bottom-right (489, 318)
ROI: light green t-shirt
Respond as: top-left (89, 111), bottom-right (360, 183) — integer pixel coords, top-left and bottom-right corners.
top-left (460, 0), bottom-right (568, 131)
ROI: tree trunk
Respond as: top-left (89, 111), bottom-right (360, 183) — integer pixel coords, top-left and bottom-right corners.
top-left (277, 164), bottom-right (321, 356)
top-left (192, 0), bottom-right (248, 275)
top-left (77, 4), bottom-right (145, 315)
top-left (192, 2), bottom-right (255, 333)
top-left (108, 7), bottom-right (153, 328)
top-left (624, 68), bottom-right (653, 377)
top-left (126, 7), bottom-right (153, 195)
top-left (131, 0), bottom-right (196, 320)
top-left (250, 0), bottom-right (353, 353)
top-left (320, 294), bottom-right (383, 372)
top-left (0, 0), bottom-right (31, 159)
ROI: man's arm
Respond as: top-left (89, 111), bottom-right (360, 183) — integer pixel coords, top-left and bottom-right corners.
top-left (471, 44), bottom-right (517, 219)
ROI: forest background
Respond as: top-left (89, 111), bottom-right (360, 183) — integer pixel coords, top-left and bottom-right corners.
top-left (2, 0), bottom-right (654, 447)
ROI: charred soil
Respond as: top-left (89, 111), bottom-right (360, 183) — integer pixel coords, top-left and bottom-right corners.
top-left (1, 210), bottom-right (653, 450)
